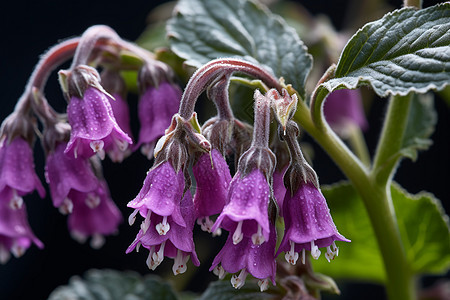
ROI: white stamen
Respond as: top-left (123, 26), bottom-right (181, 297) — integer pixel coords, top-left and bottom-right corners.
top-left (115, 138), bottom-right (128, 151)
top-left (258, 278), bottom-right (270, 292)
top-left (231, 269), bottom-right (248, 289)
top-left (141, 143), bottom-right (155, 160)
top-left (156, 216), bottom-right (170, 235)
top-left (136, 242), bottom-right (141, 253)
top-left (90, 234), bottom-right (105, 249)
top-left (150, 242), bottom-right (166, 270)
top-left (59, 198), bottom-right (73, 215)
top-left (11, 242), bottom-right (25, 258)
top-left (332, 241), bottom-right (339, 257)
top-left (233, 221), bottom-right (244, 245)
top-left (301, 248), bottom-right (306, 265)
top-left (285, 240), bottom-right (299, 265)
top-left (85, 194), bottom-right (101, 209)
top-left (128, 209), bottom-right (139, 226)
top-left (9, 190), bottom-right (23, 210)
top-left (197, 216), bottom-right (214, 233)
top-left (325, 246), bottom-right (334, 262)
top-left (213, 265), bottom-right (226, 279)
top-left (146, 246), bottom-right (156, 269)
top-left (90, 140), bottom-right (105, 160)
top-left (71, 231), bottom-right (88, 244)
top-left (212, 227), bottom-right (222, 237)
top-left (251, 224), bottom-right (265, 245)
top-left (140, 211), bottom-right (152, 234)
top-left (0, 245), bottom-right (10, 264)
top-left (172, 249), bottom-right (190, 275)
top-left (310, 240), bottom-right (321, 260)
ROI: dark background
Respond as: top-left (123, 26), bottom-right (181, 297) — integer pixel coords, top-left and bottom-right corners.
top-left (0, 0), bottom-right (448, 299)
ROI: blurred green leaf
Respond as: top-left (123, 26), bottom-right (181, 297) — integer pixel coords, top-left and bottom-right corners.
top-left (167, 0), bottom-right (312, 99)
top-left (313, 182), bottom-right (450, 281)
top-left (48, 269), bottom-right (178, 300)
top-left (199, 280), bottom-right (276, 300)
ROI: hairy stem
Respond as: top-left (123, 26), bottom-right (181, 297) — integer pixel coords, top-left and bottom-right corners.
top-left (294, 92), bottom-right (415, 300)
top-left (179, 58), bottom-right (282, 119)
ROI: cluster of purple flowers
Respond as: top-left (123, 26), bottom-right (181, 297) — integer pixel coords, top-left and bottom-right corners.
top-left (125, 59), bottom-right (351, 291)
top-left (1, 26), bottom-right (363, 292)
top-left (0, 26), bottom-right (182, 261)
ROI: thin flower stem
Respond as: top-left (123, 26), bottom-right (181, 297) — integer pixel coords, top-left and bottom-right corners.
top-left (293, 93), bottom-right (415, 300)
top-left (70, 25), bottom-right (121, 68)
top-left (14, 38), bottom-right (80, 114)
top-left (251, 91), bottom-right (271, 148)
top-left (207, 75), bottom-right (234, 120)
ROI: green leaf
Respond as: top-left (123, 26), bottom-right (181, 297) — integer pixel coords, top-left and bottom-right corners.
top-left (48, 269), bottom-right (178, 300)
top-left (199, 280), bottom-right (276, 300)
top-left (399, 93), bottom-right (437, 161)
top-left (392, 183), bottom-right (450, 275)
top-left (313, 182), bottom-right (450, 281)
top-left (328, 3), bottom-right (450, 96)
top-left (167, 0), bottom-right (312, 98)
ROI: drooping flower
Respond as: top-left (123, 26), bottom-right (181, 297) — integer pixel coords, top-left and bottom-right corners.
top-left (210, 222), bottom-right (277, 291)
top-left (278, 182), bottom-right (350, 264)
top-left (0, 137), bottom-right (46, 207)
top-left (67, 181), bottom-right (122, 249)
top-left (136, 82), bottom-right (182, 159)
top-left (62, 65), bottom-right (132, 159)
top-left (323, 89), bottom-right (368, 137)
top-left (212, 169), bottom-right (271, 246)
top-left (193, 149), bottom-right (232, 234)
top-left (128, 161), bottom-right (186, 236)
top-left (0, 187), bottom-right (43, 263)
top-left (127, 192), bottom-right (200, 275)
top-left (101, 69), bottom-right (133, 162)
top-left (45, 142), bottom-right (98, 212)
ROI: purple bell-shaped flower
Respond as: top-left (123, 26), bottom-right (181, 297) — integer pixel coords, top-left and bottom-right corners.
top-left (193, 149), bottom-right (232, 235)
top-left (127, 192), bottom-right (200, 275)
top-left (0, 187), bottom-right (43, 263)
top-left (62, 65), bottom-right (132, 159)
top-left (210, 222), bottom-right (277, 291)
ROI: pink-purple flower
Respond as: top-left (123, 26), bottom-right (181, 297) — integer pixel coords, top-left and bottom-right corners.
top-left (212, 170), bottom-right (271, 246)
top-left (128, 161), bottom-right (186, 236)
top-left (0, 137), bottom-right (45, 208)
top-left (45, 142), bottom-right (98, 211)
top-left (210, 222), bottom-right (277, 291)
top-left (67, 182), bottom-right (122, 248)
top-left (65, 86), bottom-right (132, 159)
top-left (193, 149), bottom-right (232, 234)
top-left (0, 187), bottom-right (43, 263)
top-left (136, 82), bottom-right (181, 159)
top-left (278, 183), bottom-right (350, 264)
top-left (127, 192), bottom-right (199, 275)
top-left (323, 89), bottom-right (368, 137)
